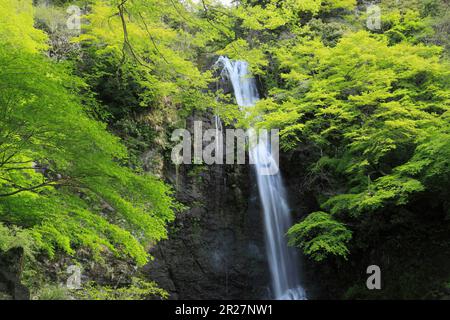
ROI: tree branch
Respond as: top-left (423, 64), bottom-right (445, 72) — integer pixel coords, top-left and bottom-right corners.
top-left (0, 180), bottom-right (60, 197)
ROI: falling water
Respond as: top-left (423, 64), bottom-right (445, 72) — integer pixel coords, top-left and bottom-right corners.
top-left (217, 56), bottom-right (306, 300)
top-left (217, 56), bottom-right (259, 107)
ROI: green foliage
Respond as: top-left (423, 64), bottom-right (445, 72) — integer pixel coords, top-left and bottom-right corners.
top-left (234, 0), bottom-right (356, 32)
top-left (0, 0), bottom-right (178, 271)
top-left (375, 0), bottom-right (449, 49)
top-left (0, 0), bottom-right (47, 52)
top-left (258, 30), bottom-right (449, 221)
top-left (0, 223), bottom-right (35, 258)
top-left (74, 277), bottom-right (168, 300)
top-left (287, 212), bottom-right (352, 262)
top-left (229, 0), bottom-right (450, 297)
top-left (1, 0), bottom-right (449, 300)
top-left (35, 285), bottom-right (71, 300)
top-left (217, 39), bottom-right (268, 75)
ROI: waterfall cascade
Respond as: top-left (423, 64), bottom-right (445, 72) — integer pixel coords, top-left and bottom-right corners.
top-left (217, 56), bottom-right (306, 300)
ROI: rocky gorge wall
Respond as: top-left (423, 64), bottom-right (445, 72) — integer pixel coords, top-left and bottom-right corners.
top-left (144, 113), bottom-right (270, 299)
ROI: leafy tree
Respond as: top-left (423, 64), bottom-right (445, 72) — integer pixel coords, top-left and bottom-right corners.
top-left (0, 0), bottom-right (177, 269)
top-left (287, 211), bottom-right (352, 262)
top-left (225, 0), bottom-right (450, 298)
top-left (257, 29), bottom-right (449, 260)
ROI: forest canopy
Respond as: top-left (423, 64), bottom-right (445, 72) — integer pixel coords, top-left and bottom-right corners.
top-left (0, 0), bottom-right (449, 300)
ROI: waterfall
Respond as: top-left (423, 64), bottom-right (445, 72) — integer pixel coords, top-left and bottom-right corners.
top-left (217, 56), bottom-right (260, 107)
top-left (217, 56), bottom-right (306, 300)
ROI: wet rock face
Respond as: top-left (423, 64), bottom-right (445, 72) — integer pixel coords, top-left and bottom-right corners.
top-left (0, 247), bottom-right (30, 300)
top-left (278, 149), bottom-right (325, 299)
top-left (144, 113), bottom-right (270, 299)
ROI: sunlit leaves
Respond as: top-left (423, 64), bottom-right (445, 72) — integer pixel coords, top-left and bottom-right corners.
top-left (287, 211), bottom-right (352, 262)
top-left (260, 26), bottom-right (449, 261)
top-left (78, 0), bottom-right (212, 107)
top-left (0, 0), bottom-right (177, 267)
top-left (0, 0), bottom-right (47, 52)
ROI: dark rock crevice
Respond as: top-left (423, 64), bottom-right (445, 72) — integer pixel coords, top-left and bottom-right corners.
top-left (0, 247), bottom-right (30, 300)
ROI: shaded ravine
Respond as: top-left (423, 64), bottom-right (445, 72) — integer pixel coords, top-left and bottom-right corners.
top-left (217, 57), bottom-right (306, 300)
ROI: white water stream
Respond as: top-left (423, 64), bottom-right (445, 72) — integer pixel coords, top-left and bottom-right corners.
top-left (217, 56), bottom-right (306, 300)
